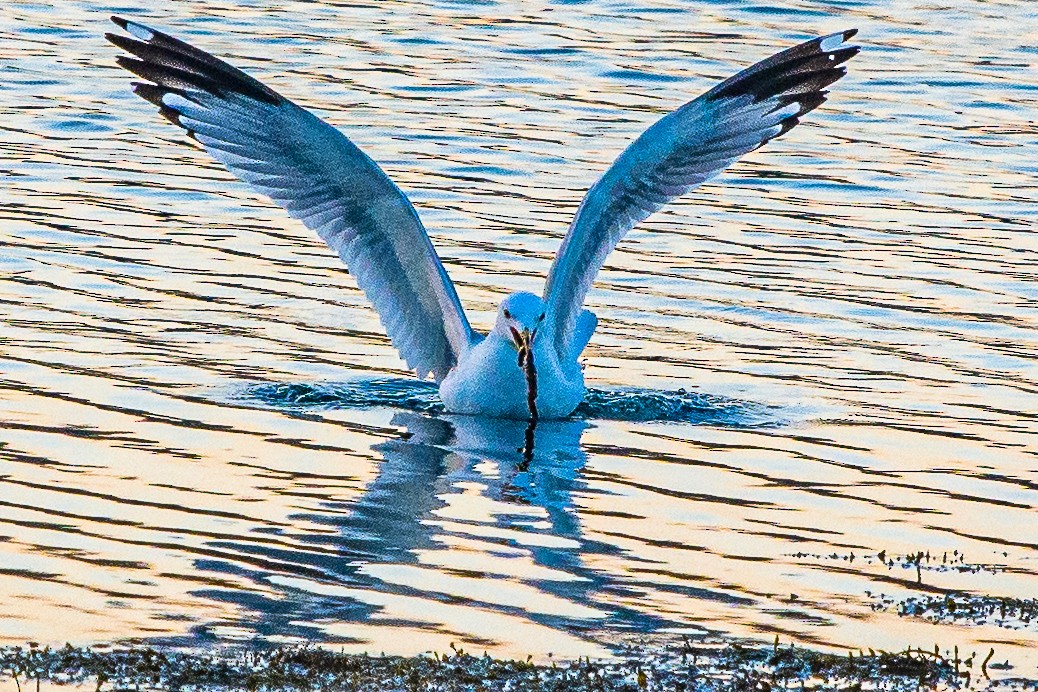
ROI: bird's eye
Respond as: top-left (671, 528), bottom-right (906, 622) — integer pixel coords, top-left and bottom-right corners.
top-left (538, 313), bottom-right (545, 321)
top-left (503, 309), bottom-right (511, 319)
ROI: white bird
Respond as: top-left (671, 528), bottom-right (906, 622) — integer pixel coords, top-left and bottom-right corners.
top-left (106, 17), bottom-right (858, 420)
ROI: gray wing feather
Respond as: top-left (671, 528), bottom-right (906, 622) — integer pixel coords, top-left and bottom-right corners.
top-left (107, 17), bottom-right (476, 381)
top-left (543, 30), bottom-right (859, 359)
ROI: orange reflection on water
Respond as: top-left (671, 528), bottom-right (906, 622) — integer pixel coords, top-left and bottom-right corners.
top-left (1, 0), bottom-right (1036, 678)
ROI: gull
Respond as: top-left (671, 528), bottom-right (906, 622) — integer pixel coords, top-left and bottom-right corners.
top-left (106, 17), bottom-right (858, 421)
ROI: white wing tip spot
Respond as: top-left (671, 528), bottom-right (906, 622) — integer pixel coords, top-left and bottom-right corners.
top-left (161, 92), bottom-right (194, 110)
top-left (124, 20), bottom-right (155, 41)
top-left (819, 33), bottom-right (850, 52)
top-left (818, 33), bottom-right (847, 52)
top-left (773, 101), bottom-right (800, 119)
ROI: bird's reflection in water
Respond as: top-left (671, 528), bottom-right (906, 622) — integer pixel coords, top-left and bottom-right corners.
top-left (183, 412), bottom-right (665, 648)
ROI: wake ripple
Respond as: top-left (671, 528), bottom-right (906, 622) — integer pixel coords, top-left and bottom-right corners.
top-left (242, 378), bottom-right (779, 426)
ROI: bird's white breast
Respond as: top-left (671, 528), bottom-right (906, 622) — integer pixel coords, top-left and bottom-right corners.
top-left (439, 333), bottom-right (585, 420)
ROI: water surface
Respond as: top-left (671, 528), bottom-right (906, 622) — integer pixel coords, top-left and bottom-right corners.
top-left (1, 0), bottom-right (1036, 675)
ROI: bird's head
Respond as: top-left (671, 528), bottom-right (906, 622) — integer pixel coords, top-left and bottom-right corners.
top-left (495, 292), bottom-right (546, 353)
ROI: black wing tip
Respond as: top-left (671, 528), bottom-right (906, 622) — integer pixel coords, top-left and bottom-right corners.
top-left (114, 54), bottom-right (140, 72)
top-left (830, 45), bottom-right (861, 65)
top-left (706, 29), bottom-right (860, 106)
top-left (127, 82), bottom-right (198, 140)
top-left (130, 81), bottom-right (167, 107)
top-left (107, 15), bottom-right (283, 107)
top-left (105, 31), bottom-right (139, 52)
top-left (783, 90), bottom-right (829, 118)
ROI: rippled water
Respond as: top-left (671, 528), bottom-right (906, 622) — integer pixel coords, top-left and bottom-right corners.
top-left (2, 0), bottom-right (1037, 676)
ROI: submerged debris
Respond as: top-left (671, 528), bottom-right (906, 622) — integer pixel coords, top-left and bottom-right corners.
top-left (871, 592), bottom-right (1038, 630)
top-left (790, 549), bottom-right (1008, 577)
top-left (0, 639), bottom-right (982, 691)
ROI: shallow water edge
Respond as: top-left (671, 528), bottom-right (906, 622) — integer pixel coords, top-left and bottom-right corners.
top-left (0, 638), bottom-right (980, 692)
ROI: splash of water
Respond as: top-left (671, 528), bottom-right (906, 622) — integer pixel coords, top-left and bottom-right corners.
top-left (241, 378), bottom-right (779, 427)
top-left (245, 378), bottom-right (442, 413)
top-left (574, 387), bottom-right (777, 426)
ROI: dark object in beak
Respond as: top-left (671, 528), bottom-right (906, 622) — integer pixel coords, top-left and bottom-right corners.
top-left (520, 419), bottom-right (536, 471)
top-left (511, 328), bottom-right (538, 420)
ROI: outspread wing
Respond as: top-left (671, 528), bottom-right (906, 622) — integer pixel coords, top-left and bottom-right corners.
top-left (543, 30), bottom-right (859, 359)
top-left (106, 17), bottom-right (477, 381)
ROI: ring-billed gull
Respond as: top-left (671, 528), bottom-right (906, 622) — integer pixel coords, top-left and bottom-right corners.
top-left (106, 17), bottom-right (858, 420)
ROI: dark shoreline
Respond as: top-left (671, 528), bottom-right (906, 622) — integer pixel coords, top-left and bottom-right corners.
top-left (4, 638), bottom-right (1033, 691)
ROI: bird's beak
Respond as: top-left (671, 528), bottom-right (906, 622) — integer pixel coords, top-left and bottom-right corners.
top-left (509, 327), bottom-right (533, 353)
top-left (513, 327), bottom-right (539, 421)
top-left (520, 328), bottom-right (533, 351)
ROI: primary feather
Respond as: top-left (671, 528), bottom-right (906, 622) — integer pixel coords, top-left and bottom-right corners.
top-left (106, 17), bottom-right (477, 381)
top-left (543, 30), bottom-right (858, 359)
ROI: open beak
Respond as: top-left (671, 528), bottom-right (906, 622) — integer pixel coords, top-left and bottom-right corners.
top-left (510, 327), bottom-right (533, 356)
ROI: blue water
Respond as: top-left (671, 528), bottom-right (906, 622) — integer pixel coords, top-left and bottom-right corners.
top-left (0, 0), bottom-right (1036, 673)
